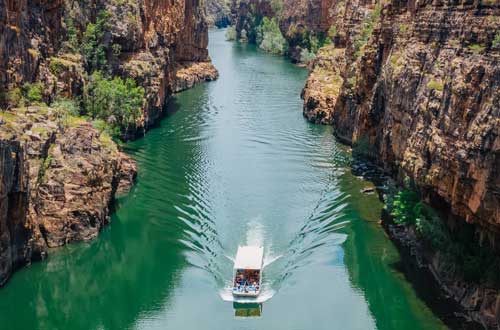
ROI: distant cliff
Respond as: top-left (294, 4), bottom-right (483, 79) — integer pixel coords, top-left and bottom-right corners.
top-left (0, 0), bottom-right (217, 286)
top-left (206, 0), bottom-right (231, 27)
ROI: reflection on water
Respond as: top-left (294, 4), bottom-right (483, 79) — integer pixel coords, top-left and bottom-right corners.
top-left (0, 29), bottom-right (446, 330)
top-left (234, 303), bottom-right (263, 318)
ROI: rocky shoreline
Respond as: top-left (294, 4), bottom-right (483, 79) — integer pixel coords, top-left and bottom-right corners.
top-left (382, 216), bottom-right (500, 330)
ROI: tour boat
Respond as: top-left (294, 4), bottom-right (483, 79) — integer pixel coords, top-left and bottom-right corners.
top-left (232, 246), bottom-right (264, 297)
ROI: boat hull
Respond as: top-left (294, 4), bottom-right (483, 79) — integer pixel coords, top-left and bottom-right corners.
top-left (232, 291), bottom-right (260, 297)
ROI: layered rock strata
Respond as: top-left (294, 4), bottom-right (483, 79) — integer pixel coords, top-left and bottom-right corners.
top-left (0, 107), bottom-right (136, 286)
top-left (0, 0), bottom-right (218, 130)
top-left (0, 0), bottom-right (217, 286)
top-left (299, 0), bottom-right (499, 327)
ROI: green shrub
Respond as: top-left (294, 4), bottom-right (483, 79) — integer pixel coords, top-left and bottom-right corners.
top-left (270, 0), bottom-right (283, 16)
top-left (256, 17), bottom-right (288, 55)
top-left (65, 16), bottom-right (79, 52)
top-left (390, 189), bottom-right (422, 225)
top-left (300, 48), bottom-right (316, 63)
top-left (353, 5), bottom-right (381, 58)
top-left (6, 87), bottom-right (24, 108)
top-left (82, 10), bottom-right (111, 72)
top-left (399, 23), bottom-right (409, 33)
top-left (427, 79), bottom-right (444, 92)
top-left (92, 118), bottom-right (121, 140)
top-left (327, 25), bottom-right (337, 39)
top-left (84, 71), bottom-right (144, 133)
top-left (225, 26), bottom-right (237, 41)
top-left (492, 32), bottom-right (500, 49)
top-left (23, 83), bottom-right (43, 104)
top-left (52, 98), bottom-right (80, 116)
top-left (385, 186), bottom-right (500, 286)
top-left (468, 43), bottom-right (485, 53)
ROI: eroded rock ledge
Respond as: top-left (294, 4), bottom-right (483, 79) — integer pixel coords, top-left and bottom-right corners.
top-left (173, 61), bottom-right (219, 93)
top-left (0, 107), bottom-right (136, 286)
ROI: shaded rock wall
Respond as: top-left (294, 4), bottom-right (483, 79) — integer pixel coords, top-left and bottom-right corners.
top-left (206, 0), bottom-right (231, 27)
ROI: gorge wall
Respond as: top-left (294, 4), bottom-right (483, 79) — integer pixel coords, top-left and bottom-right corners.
top-left (302, 0), bottom-right (499, 236)
top-left (310, 2), bottom-right (500, 325)
top-left (0, 0), bottom-right (217, 286)
top-left (231, 0), bottom-right (499, 327)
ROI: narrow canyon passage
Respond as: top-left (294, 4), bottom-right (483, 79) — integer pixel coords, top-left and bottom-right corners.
top-left (0, 29), bottom-right (445, 330)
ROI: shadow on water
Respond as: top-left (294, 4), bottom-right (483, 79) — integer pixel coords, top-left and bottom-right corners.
top-left (347, 156), bottom-right (482, 330)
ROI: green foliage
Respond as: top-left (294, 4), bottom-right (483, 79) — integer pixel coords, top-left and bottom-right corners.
top-left (6, 87), bottom-right (24, 108)
top-left (112, 44), bottom-right (122, 57)
top-left (51, 97), bottom-right (81, 127)
top-left (390, 189), bottom-right (422, 225)
top-left (49, 57), bottom-right (76, 75)
top-left (225, 26), bottom-right (237, 41)
top-left (256, 17), bottom-right (288, 55)
top-left (385, 186), bottom-right (500, 286)
top-left (327, 25), bottom-right (338, 40)
top-left (82, 10), bottom-right (111, 72)
top-left (65, 16), bottom-right (79, 52)
top-left (468, 43), bottom-right (485, 53)
top-left (23, 83), bottom-right (43, 104)
top-left (270, 0), bottom-right (283, 16)
top-left (52, 97), bottom-right (80, 116)
top-left (493, 31), bottom-right (500, 49)
top-left (300, 48), bottom-right (316, 63)
top-left (84, 71), bottom-right (144, 135)
top-left (353, 4), bottom-right (381, 58)
top-left (92, 118), bottom-right (121, 140)
top-left (427, 79), bottom-right (444, 92)
top-left (399, 23), bottom-right (409, 33)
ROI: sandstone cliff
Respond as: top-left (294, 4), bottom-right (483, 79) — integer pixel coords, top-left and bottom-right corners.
top-left (230, 0), bottom-right (337, 61)
top-left (0, 107), bottom-right (136, 286)
top-left (299, 0), bottom-right (499, 327)
top-left (0, 0), bottom-right (218, 129)
top-left (303, 0), bottom-right (499, 235)
top-left (206, 0), bottom-right (231, 27)
top-left (0, 0), bottom-right (217, 286)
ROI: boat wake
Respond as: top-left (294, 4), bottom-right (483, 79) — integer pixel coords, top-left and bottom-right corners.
top-left (217, 175), bottom-right (350, 304)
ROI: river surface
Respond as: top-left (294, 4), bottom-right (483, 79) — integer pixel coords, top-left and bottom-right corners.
top-left (0, 29), bottom-right (446, 330)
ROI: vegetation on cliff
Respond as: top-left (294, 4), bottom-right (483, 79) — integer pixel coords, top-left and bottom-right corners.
top-left (256, 17), bottom-right (288, 54)
top-left (84, 72), bottom-right (144, 138)
top-left (386, 185), bottom-right (500, 286)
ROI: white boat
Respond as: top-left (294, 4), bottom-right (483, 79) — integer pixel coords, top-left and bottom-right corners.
top-left (232, 246), bottom-right (264, 297)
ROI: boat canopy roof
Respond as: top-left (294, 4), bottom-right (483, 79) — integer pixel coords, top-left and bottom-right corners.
top-left (234, 246), bottom-right (264, 270)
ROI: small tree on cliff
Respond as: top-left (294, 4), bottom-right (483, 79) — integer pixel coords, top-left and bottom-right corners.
top-left (84, 72), bottom-right (144, 137)
top-left (82, 11), bottom-right (111, 72)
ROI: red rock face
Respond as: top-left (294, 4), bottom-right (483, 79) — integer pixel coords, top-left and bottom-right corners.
top-left (340, 1), bottom-right (499, 233)
top-left (300, 1), bottom-right (499, 325)
top-left (0, 0), bottom-right (216, 286)
top-left (302, 0), bottom-right (499, 234)
top-left (0, 108), bottom-right (136, 286)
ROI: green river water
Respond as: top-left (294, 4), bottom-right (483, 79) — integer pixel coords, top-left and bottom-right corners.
top-left (0, 29), bottom-right (446, 330)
